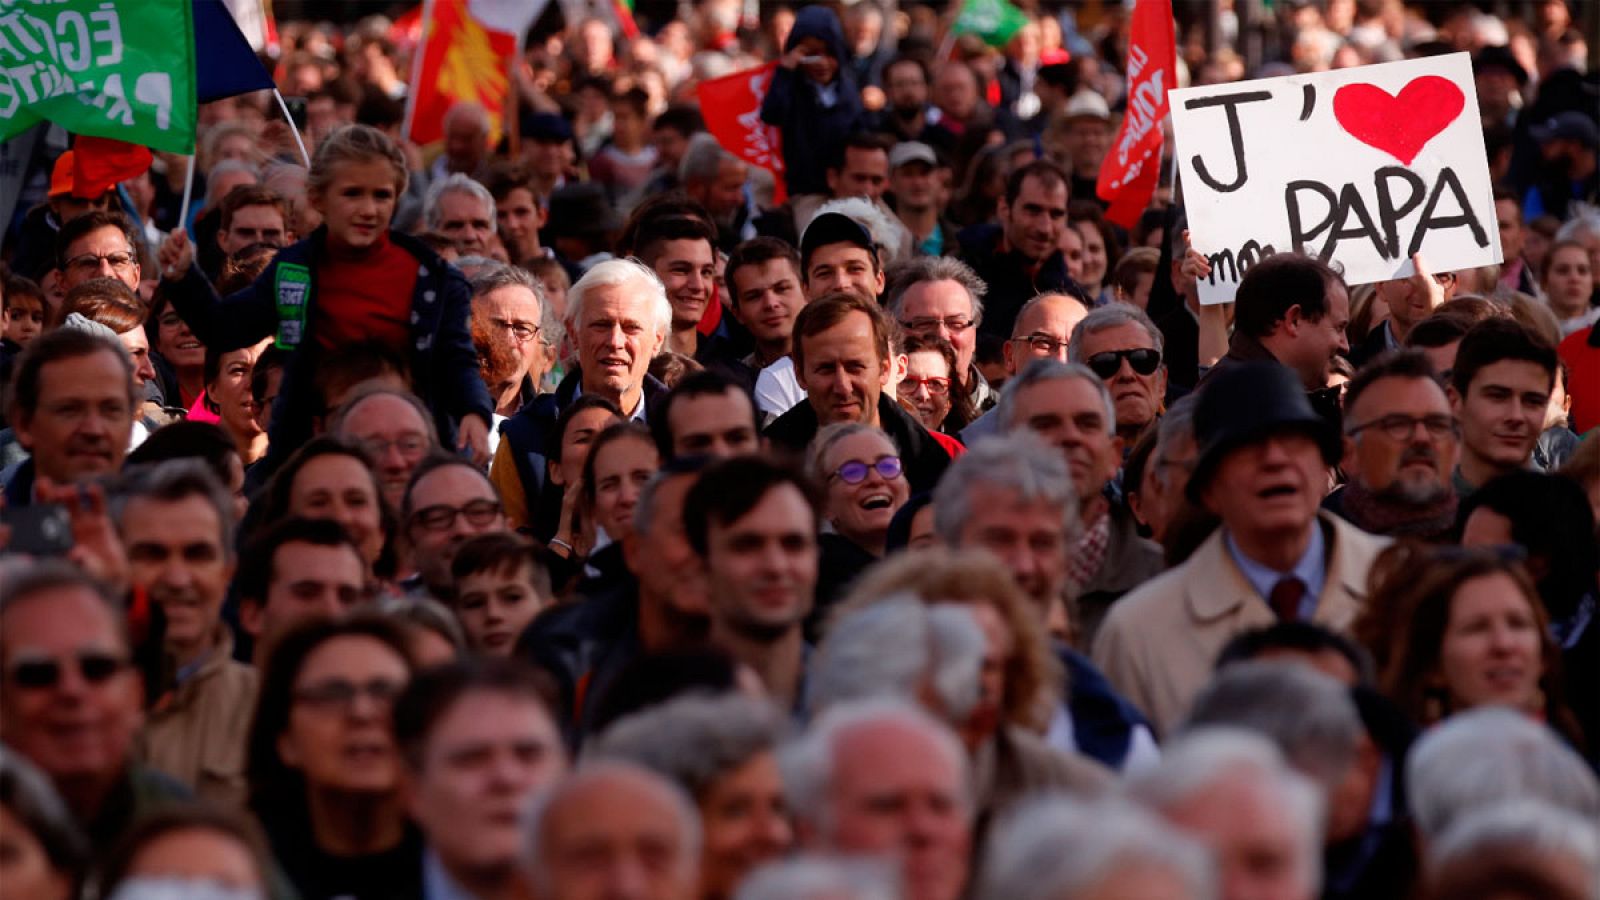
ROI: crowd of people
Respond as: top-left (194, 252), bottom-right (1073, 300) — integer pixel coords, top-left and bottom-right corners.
top-left (1, 1), bottom-right (1598, 899)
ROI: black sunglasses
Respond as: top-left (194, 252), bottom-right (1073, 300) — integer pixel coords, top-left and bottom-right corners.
top-left (6, 651), bottom-right (128, 690)
top-left (1086, 348), bottom-right (1162, 379)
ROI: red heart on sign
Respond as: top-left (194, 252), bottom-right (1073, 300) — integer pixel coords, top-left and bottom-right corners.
top-left (1332, 76), bottom-right (1466, 165)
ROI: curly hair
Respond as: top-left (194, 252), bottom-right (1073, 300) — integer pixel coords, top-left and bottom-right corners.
top-left (836, 547), bottom-right (1061, 732)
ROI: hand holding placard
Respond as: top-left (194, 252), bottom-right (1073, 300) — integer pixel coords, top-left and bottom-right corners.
top-left (1170, 53), bottom-right (1501, 305)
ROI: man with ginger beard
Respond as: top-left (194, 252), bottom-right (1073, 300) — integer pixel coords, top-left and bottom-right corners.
top-left (1323, 351), bottom-right (1461, 540)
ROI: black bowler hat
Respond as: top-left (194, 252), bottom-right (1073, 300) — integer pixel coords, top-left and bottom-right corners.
top-left (1186, 362), bottom-right (1342, 505)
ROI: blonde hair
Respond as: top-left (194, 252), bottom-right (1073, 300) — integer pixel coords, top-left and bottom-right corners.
top-left (307, 124), bottom-right (409, 199)
top-left (837, 548), bottom-right (1062, 732)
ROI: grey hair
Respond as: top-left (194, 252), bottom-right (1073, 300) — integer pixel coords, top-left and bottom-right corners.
top-left (1554, 209), bottom-right (1600, 244)
top-left (806, 422), bottom-right (899, 488)
top-left (884, 256), bottom-right (988, 328)
top-left (634, 466), bottom-right (697, 537)
top-left (806, 593), bottom-right (985, 725)
top-left (567, 257), bottom-right (673, 339)
top-left (779, 697), bottom-right (971, 839)
top-left (470, 263), bottom-right (565, 352)
top-left (812, 197), bottom-right (909, 269)
top-left (0, 559), bottom-right (126, 644)
top-left (585, 692), bottom-right (785, 799)
top-left (1405, 707), bottom-right (1600, 843)
top-left (370, 593), bottom-right (467, 652)
top-left (1151, 393), bottom-right (1198, 491)
top-left (1128, 728), bottom-right (1325, 895)
top-left (680, 132), bottom-right (737, 185)
top-left (932, 430), bottom-right (1080, 546)
top-left (111, 459), bottom-right (238, 559)
top-left (1067, 302), bottom-right (1165, 362)
top-left (1009, 292), bottom-right (1089, 339)
top-left (424, 172), bottom-right (497, 233)
top-left (522, 761), bottom-right (702, 893)
top-left (735, 856), bottom-right (901, 900)
top-left (995, 358), bottom-right (1116, 436)
top-left (261, 161), bottom-right (308, 189)
top-left (0, 746), bottom-right (87, 877)
top-left (1429, 802), bottom-right (1600, 893)
top-left (329, 383), bottom-right (439, 444)
top-left (1182, 661), bottom-right (1361, 792)
top-left (978, 797), bottom-right (1217, 900)
top-left (208, 157), bottom-right (260, 185)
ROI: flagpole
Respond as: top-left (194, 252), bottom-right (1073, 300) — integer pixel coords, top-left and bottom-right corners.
top-left (178, 155), bottom-right (196, 233)
top-left (272, 89), bottom-right (313, 166)
top-left (401, 0), bottom-right (436, 143)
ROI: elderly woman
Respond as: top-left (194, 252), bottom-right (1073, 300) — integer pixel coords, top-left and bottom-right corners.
top-left (805, 423), bottom-right (912, 632)
top-left (1356, 543), bottom-right (1583, 744)
top-left (0, 747), bottom-right (84, 900)
top-left (897, 334), bottom-right (977, 434)
top-left (586, 692), bottom-right (792, 900)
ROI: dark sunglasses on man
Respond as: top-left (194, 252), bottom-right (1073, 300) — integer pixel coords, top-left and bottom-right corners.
top-left (1086, 348), bottom-right (1162, 379)
top-left (6, 650), bottom-right (128, 690)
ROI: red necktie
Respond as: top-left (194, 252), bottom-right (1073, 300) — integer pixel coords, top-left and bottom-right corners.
top-left (1269, 577), bottom-right (1306, 622)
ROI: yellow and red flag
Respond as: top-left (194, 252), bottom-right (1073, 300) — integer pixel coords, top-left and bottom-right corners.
top-left (404, 0), bottom-right (546, 147)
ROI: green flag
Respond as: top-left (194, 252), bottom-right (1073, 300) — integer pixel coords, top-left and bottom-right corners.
top-left (952, 0), bottom-right (1031, 47)
top-left (0, 0), bottom-right (197, 153)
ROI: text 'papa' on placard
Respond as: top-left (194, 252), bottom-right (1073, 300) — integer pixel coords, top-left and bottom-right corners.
top-left (1170, 52), bottom-right (1502, 305)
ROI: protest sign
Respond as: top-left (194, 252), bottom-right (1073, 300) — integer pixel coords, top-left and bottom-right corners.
top-left (697, 63), bottom-right (787, 203)
top-left (1170, 53), bottom-right (1500, 305)
top-left (0, 0), bottom-right (198, 154)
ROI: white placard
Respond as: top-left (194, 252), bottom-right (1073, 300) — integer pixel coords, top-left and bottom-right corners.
top-left (1170, 53), bottom-right (1501, 305)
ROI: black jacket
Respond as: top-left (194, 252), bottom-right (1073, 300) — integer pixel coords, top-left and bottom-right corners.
top-left (765, 394), bottom-right (953, 494)
top-left (957, 223), bottom-right (1092, 339)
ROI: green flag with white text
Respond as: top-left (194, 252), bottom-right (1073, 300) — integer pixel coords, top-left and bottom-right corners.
top-left (952, 0), bottom-right (1031, 47)
top-left (0, 0), bottom-right (197, 153)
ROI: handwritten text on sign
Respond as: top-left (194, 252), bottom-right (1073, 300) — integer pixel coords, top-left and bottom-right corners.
top-left (1170, 53), bottom-right (1500, 305)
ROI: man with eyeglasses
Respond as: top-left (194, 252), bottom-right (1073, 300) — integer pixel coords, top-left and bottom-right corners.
top-left (0, 561), bottom-right (189, 853)
top-left (470, 265), bottom-right (552, 416)
top-left (960, 292), bottom-right (1090, 445)
top-left (402, 454), bottom-right (510, 602)
top-left (1069, 305), bottom-right (1169, 446)
top-left (331, 385), bottom-right (439, 512)
top-left (112, 460), bottom-right (256, 805)
top-left (55, 210), bottom-right (142, 294)
top-left (888, 256), bottom-right (996, 416)
top-left (1323, 351), bottom-right (1461, 541)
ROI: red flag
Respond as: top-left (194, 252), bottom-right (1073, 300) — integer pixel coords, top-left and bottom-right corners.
top-left (1096, 0), bottom-right (1175, 229)
top-left (696, 63), bottom-right (787, 204)
top-left (72, 136), bottom-right (153, 198)
top-left (404, 0), bottom-right (545, 148)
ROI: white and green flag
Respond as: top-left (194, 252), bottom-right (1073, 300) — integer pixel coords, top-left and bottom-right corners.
top-left (952, 0), bottom-right (1031, 47)
top-left (0, 0), bottom-right (198, 153)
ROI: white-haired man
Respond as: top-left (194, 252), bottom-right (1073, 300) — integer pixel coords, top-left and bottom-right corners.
top-left (522, 761), bottom-right (700, 900)
top-left (1130, 728), bottom-right (1325, 900)
top-left (781, 698), bottom-right (974, 900)
top-left (490, 259), bottom-right (671, 533)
